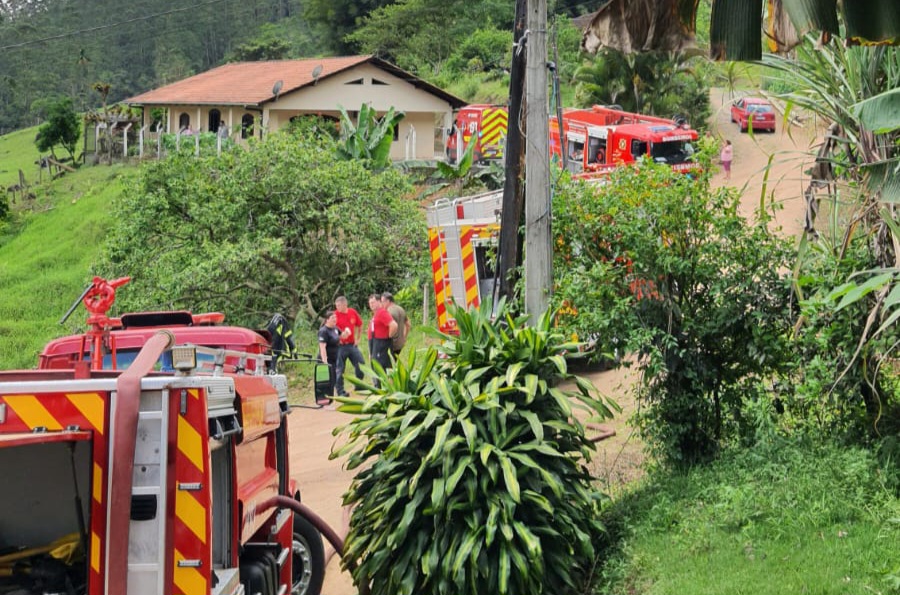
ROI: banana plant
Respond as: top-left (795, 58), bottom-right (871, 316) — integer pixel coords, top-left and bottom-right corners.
top-left (336, 103), bottom-right (405, 169)
top-left (581, 0), bottom-right (898, 61)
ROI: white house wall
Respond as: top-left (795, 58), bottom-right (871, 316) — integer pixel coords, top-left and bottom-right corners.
top-left (138, 63), bottom-right (456, 159)
top-left (148, 105), bottom-right (261, 137)
top-left (270, 63), bottom-right (453, 159)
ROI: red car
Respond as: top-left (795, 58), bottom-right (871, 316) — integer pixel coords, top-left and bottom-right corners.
top-left (731, 97), bottom-right (776, 132)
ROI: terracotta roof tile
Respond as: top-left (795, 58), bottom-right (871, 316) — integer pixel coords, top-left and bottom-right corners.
top-left (126, 56), bottom-right (373, 106)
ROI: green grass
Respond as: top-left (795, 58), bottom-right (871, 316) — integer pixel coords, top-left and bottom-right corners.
top-left (596, 442), bottom-right (900, 595)
top-left (0, 126), bottom-right (46, 190)
top-left (0, 147), bottom-right (136, 368)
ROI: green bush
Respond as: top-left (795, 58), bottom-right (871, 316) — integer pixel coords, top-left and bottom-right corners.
top-left (99, 127), bottom-right (426, 327)
top-left (334, 302), bottom-right (617, 595)
top-left (781, 232), bottom-right (900, 442)
top-left (552, 156), bottom-right (795, 465)
top-left (444, 26), bottom-right (511, 76)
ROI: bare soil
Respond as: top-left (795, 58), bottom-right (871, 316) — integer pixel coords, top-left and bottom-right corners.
top-left (289, 88), bottom-right (819, 594)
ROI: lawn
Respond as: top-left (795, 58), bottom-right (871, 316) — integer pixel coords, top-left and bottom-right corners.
top-left (596, 442), bottom-right (900, 595)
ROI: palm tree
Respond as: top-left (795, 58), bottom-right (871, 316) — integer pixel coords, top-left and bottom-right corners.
top-left (573, 49), bottom-right (709, 122)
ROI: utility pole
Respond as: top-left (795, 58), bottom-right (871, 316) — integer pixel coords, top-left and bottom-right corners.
top-left (495, 0), bottom-right (527, 307)
top-left (524, 0), bottom-right (551, 320)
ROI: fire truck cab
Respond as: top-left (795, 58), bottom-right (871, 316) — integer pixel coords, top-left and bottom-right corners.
top-left (445, 104), bottom-right (508, 164)
top-left (0, 279), bottom-right (327, 595)
top-left (551, 105), bottom-right (699, 178)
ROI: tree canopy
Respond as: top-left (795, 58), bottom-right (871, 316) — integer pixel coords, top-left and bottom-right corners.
top-left (99, 127), bottom-right (427, 327)
top-left (34, 95), bottom-right (79, 159)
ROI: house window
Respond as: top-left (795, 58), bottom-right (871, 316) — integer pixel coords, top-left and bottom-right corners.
top-left (393, 123), bottom-right (400, 142)
top-left (372, 78), bottom-right (389, 86)
top-left (241, 114), bottom-right (255, 139)
top-left (209, 109), bottom-right (222, 133)
top-left (345, 78), bottom-right (364, 85)
top-left (178, 113), bottom-right (191, 132)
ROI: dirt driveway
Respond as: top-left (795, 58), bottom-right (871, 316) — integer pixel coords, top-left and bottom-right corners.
top-left (288, 88), bottom-right (820, 595)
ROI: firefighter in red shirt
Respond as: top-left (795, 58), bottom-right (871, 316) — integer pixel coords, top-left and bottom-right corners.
top-left (371, 297), bottom-right (397, 373)
top-left (334, 296), bottom-right (364, 396)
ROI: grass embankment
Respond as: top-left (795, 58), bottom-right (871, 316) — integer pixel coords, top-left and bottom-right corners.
top-left (0, 127), bottom-right (47, 189)
top-left (0, 126), bottom-right (135, 367)
top-left (597, 442), bottom-right (900, 595)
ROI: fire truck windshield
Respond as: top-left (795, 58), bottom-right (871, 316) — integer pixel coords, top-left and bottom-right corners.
top-left (87, 349), bottom-right (217, 372)
top-left (651, 140), bottom-right (695, 164)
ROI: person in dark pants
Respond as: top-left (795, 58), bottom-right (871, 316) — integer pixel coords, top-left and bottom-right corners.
top-left (366, 294), bottom-right (379, 363)
top-left (382, 292), bottom-right (411, 358)
top-left (334, 296), bottom-right (364, 396)
top-left (316, 310), bottom-right (340, 404)
top-left (370, 297), bottom-right (397, 376)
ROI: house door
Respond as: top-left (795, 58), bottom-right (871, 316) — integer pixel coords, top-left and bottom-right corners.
top-left (209, 109), bottom-right (222, 133)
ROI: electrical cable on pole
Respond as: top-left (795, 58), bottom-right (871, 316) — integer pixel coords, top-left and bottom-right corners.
top-left (494, 0), bottom-right (528, 309)
top-left (551, 21), bottom-right (568, 172)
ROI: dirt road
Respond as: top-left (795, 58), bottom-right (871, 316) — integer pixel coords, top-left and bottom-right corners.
top-left (288, 88), bottom-right (820, 595)
top-left (708, 87), bottom-right (818, 235)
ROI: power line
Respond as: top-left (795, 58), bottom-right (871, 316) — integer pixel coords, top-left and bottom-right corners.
top-left (0, 0), bottom-right (239, 51)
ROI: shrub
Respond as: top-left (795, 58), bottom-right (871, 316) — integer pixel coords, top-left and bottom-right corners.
top-left (334, 302), bottom-right (617, 595)
top-left (552, 156), bottom-right (795, 464)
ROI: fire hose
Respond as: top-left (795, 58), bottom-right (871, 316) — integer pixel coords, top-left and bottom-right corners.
top-left (254, 496), bottom-right (370, 595)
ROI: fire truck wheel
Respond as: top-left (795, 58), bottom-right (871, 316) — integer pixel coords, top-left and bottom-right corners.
top-left (292, 514), bottom-right (325, 595)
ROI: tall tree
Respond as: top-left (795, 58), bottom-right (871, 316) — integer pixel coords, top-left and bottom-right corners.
top-left (34, 95), bottom-right (79, 160)
top-left (347, 0), bottom-right (514, 73)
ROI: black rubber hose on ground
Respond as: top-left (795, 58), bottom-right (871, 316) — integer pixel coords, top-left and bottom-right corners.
top-left (255, 496), bottom-right (371, 595)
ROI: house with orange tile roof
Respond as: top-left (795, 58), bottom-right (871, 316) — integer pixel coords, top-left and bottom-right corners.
top-left (125, 55), bottom-right (466, 160)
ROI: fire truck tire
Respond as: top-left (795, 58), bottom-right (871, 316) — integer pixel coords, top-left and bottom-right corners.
top-left (292, 514), bottom-right (325, 595)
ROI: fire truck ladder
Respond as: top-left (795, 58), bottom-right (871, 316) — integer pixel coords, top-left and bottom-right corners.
top-left (127, 386), bottom-right (170, 594)
top-left (428, 191), bottom-right (503, 312)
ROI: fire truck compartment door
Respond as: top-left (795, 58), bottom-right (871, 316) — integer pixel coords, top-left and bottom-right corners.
top-left (0, 430), bottom-right (91, 447)
top-left (0, 431), bottom-right (93, 552)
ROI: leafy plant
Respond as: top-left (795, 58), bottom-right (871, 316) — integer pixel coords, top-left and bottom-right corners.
top-left (552, 155), bottom-right (795, 464)
top-left (334, 301), bottom-right (617, 595)
top-left (336, 103), bottom-right (405, 169)
top-left (762, 38), bottom-right (900, 434)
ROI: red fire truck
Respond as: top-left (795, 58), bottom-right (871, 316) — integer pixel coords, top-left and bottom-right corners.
top-left (428, 106), bottom-right (690, 333)
top-left (550, 105), bottom-right (699, 178)
top-left (427, 191), bottom-right (502, 333)
top-left (445, 104), bottom-right (509, 163)
top-left (0, 277), bottom-right (334, 595)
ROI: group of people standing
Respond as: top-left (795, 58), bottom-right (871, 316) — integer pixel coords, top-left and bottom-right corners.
top-left (316, 292), bottom-right (410, 403)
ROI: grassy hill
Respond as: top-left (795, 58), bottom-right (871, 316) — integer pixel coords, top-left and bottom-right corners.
top-left (0, 127), bottom-right (136, 368)
top-left (0, 126), bottom-right (45, 190)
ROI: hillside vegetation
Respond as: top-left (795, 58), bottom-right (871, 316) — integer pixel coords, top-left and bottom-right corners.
top-left (0, 129), bottom-right (134, 367)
